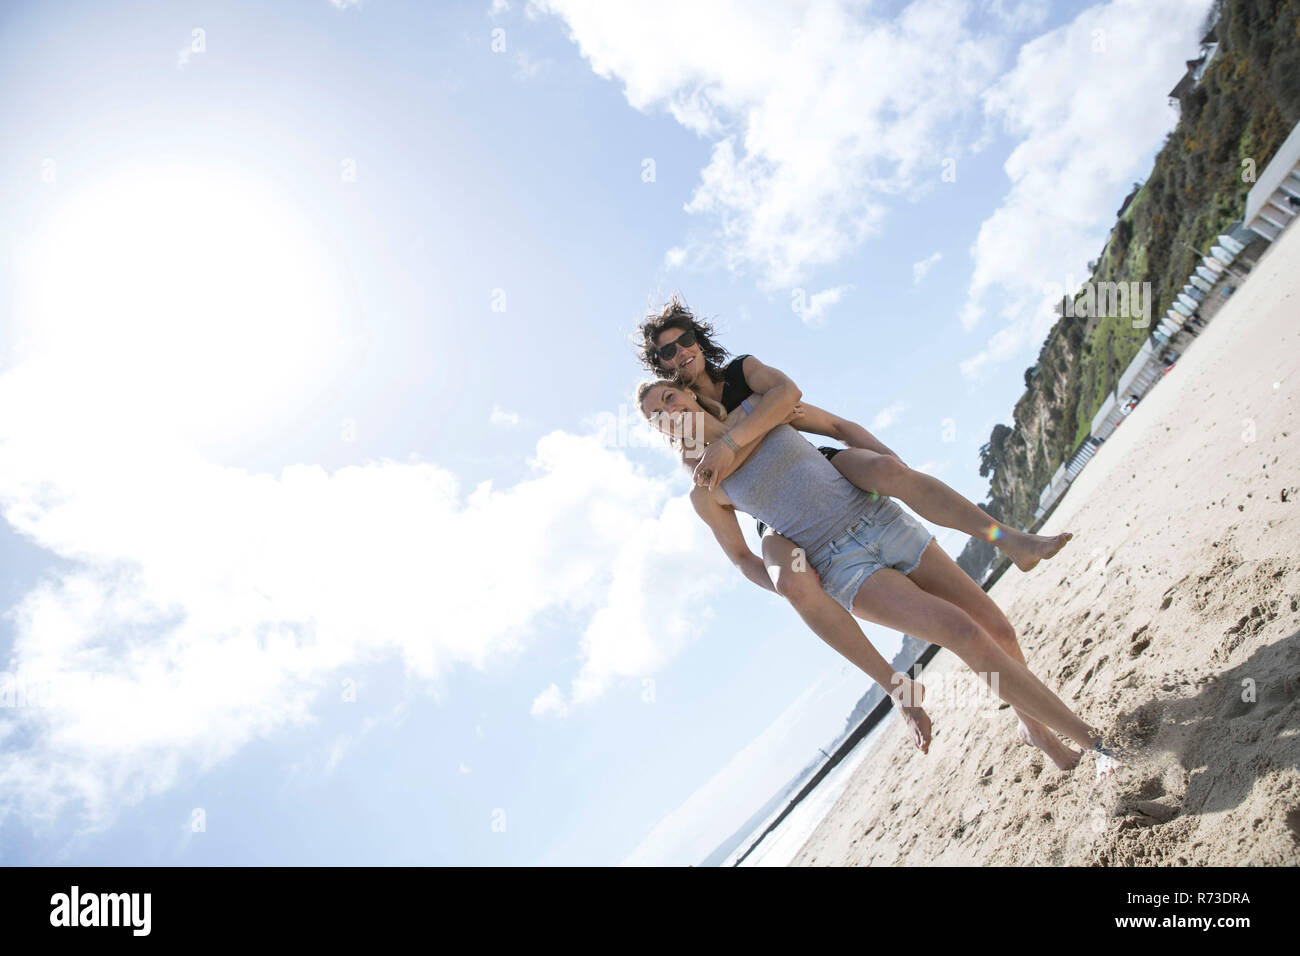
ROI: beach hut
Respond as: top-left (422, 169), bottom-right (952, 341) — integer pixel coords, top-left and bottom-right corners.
top-left (1181, 284), bottom-right (1205, 301)
top-left (1188, 274), bottom-right (1213, 293)
top-left (1244, 117), bottom-right (1300, 241)
top-left (1037, 461), bottom-right (1071, 516)
top-left (1172, 299), bottom-right (1194, 317)
top-left (1201, 254), bottom-right (1225, 273)
top-left (1064, 435), bottom-right (1101, 481)
top-left (1177, 293), bottom-right (1199, 311)
top-left (1210, 243), bottom-right (1236, 264)
top-left (1217, 232), bottom-right (1247, 255)
top-left (1195, 265), bottom-right (1219, 284)
top-left (1113, 340), bottom-right (1161, 408)
top-left (1091, 392), bottom-right (1120, 440)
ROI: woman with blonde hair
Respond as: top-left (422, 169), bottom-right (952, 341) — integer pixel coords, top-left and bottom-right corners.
top-left (636, 377), bottom-right (1120, 779)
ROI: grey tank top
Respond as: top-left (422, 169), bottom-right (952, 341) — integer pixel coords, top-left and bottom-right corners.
top-left (719, 397), bottom-right (877, 554)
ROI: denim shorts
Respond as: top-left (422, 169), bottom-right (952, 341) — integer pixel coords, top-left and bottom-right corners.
top-left (805, 497), bottom-right (935, 613)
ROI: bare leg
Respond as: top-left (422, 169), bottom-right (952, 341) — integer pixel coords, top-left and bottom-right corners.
top-left (761, 531), bottom-right (931, 753)
top-left (848, 544), bottom-right (1119, 780)
top-left (832, 450), bottom-right (1072, 572)
top-left (904, 540), bottom-right (1081, 770)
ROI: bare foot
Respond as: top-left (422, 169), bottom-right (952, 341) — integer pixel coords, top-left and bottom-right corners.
top-left (1005, 531), bottom-right (1073, 573)
top-left (1017, 719), bottom-right (1083, 771)
top-left (891, 677), bottom-right (931, 754)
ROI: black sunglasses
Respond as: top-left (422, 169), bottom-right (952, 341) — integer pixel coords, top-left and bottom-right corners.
top-left (653, 328), bottom-right (697, 362)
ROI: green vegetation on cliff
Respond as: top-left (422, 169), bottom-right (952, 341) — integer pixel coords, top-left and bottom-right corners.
top-left (958, 0), bottom-right (1300, 580)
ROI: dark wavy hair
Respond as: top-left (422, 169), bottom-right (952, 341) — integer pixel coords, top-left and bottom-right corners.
top-left (633, 292), bottom-right (730, 385)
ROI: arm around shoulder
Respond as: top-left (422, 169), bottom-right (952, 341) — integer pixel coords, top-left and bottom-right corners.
top-left (720, 356), bottom-right (802, 449)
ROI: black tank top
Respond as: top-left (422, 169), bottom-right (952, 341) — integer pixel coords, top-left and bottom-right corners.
top-left (720, 355), bottom-right (753, 412)
top-left (716, 352), bottom-right (844, 537)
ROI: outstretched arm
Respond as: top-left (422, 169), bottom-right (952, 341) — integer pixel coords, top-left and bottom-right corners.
top-left (689, 486), bottom-right (775, 593)
top-left (783, 400), bottom-right (904, 463)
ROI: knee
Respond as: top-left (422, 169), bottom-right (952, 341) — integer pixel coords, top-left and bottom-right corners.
top-left (772, 567), bottom-right (823, 607)
top-left (877, 454), bottom-right (911, 484)
top-left (985, 616), bottom-right (1018, 649)
top-left (860, 453), bottom-right (909, 490)
top-left (938, 610), bottom-right (989, 656)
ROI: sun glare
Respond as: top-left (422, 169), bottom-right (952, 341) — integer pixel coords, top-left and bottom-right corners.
top-left (12, 162), bottom-right (363, 460)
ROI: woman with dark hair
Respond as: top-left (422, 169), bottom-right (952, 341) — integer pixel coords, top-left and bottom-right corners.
top-left (636, 378), bottom-right (1121, 780)
top-left (635, 293), bottom-right (1070, 572)
top-left (632, 293), bottom-right (1081, 770)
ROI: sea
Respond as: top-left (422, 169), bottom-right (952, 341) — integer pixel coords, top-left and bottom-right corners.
top-left (726, 708), bottom-right (897, 866)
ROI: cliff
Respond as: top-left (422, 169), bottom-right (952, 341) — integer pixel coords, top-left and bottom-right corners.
top-left (957, 0), bottom-right (1300, 580)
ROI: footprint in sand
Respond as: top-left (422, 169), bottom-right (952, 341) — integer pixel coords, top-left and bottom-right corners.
top-left (1128, 623), bottom-right (1152, 658)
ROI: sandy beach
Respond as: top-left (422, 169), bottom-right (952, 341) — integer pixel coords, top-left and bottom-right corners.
top-left (790, 221), bottom-right (1300, 867)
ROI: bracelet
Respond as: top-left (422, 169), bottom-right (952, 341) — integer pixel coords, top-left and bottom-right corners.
top-left (721, 432), bottom-right (740, 453)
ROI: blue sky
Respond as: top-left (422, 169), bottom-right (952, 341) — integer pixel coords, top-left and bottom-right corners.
top-left (0, 0), bottom-right (1209, 865)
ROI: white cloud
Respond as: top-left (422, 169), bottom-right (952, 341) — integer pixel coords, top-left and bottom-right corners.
top-left (912, 251), bottom-right (943, 285)
top-left (279, 705), bottom-right (406, 784)
top-left (539, 492), bottom-right (723, 717)
top-left (0, 403), bottom-right (730, 827)
top-left (957, 0), bottom-right (1208, 378)
top-left (489, 0), bottom-right (510, 15)
top-left (514, 50), bottom-right (553, 80)
top-left (911, 459), bottom-right (951, 476)
top-left (0, 388), bottom-right (741, 825)
top-left (870, 401), bottom-right (906, 431)
top-left (490, 404), bottom-right (521, 427)
top-left (795, 286), bottom-right (851, 326)
top-left (981, 0), bottom-right (1050, 28)
top-left (533, 0), bottom-right (1004, 291)
top-left (324, 713), bottom-right (385, 773)
top-left (0, 168), bottom-right (733, 828)
top-left (329, 0), bottom-right (363, 9)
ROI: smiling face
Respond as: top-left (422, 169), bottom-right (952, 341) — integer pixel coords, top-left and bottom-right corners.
top-left (638, 381), bottom-right (703, 436)
top-left (653, 326), bottom-right (706, 384)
